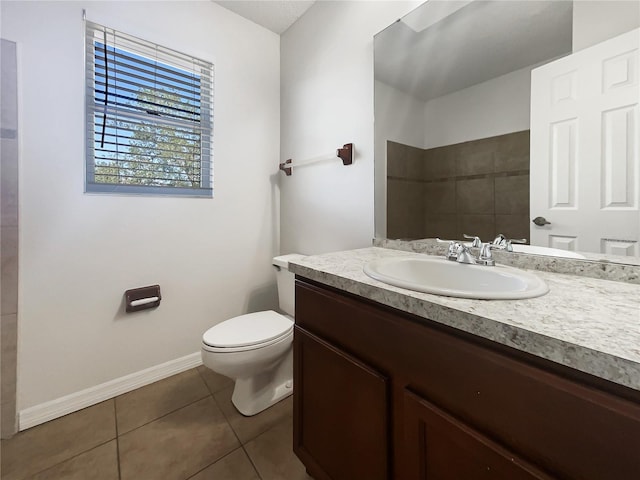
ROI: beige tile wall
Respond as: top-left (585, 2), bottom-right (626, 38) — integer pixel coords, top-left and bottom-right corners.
top-left (1, 38), bottom-right (19, 438)
top-left (386, 142), bottom-right (426, 240)
top-left (386, 131), bottom-right (530, 242)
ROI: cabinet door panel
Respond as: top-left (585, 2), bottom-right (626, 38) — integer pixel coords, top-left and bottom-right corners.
top-left (294, 327), bottom-right (389, 480)
top-left (296, 280), bottom-right (640, 479)
top-left (403, 390), bottom-right (554, 480)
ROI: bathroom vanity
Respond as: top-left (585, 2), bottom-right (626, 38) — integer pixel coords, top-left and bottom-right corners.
top-left (289, 248), bottom-right (640, 480)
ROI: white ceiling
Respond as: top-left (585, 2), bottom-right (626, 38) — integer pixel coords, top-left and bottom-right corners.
top-left (214, 1), bottom-right (315, 35)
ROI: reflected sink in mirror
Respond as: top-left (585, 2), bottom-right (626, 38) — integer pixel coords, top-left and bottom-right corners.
top-left (364, 256), bottom-right (549, 300)
top-left (511, 244), bottom-right (586, 259)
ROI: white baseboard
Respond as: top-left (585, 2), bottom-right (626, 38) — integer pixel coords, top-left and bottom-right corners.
top-left (19, 352), bottom-right (202, 431)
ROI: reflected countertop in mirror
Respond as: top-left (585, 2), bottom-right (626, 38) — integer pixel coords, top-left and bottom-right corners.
top-left (374, 0), bottom-right (640, 264)
top-left (374, 237), bottom-right (640, 283)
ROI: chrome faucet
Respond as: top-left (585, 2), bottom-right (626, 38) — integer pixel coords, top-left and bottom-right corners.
top-left (439, 234), bottom-right (522, 265)
top-left (492, 234), bottom-right (527, 252)
top-left (463, 234), bottom-right (482, 248)
top-left (438, 235), bottom-right (495, 266)
top-left (476, 242), bottom-right (495, 266)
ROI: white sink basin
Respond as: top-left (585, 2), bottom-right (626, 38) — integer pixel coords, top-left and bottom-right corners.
top-left (363, 256), bottom-right (549, 300)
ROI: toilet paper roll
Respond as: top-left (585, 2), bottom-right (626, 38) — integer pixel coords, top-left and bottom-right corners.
top-left (130, 296), bottom-right (160, 307)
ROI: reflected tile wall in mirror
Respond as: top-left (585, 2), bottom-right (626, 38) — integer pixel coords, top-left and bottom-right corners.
top-left (387, 130), bottom-right (530, 242)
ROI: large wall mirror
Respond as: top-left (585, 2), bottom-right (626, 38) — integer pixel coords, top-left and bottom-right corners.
top-left (374, 0), bottom-right (640, 261)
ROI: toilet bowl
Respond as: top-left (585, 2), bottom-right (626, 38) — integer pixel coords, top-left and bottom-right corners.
top-left (201, 254), bottom-right (303, 416)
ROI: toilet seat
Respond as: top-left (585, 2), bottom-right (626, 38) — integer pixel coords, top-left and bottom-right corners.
top-left (202, 310), bottom-right (293, 353)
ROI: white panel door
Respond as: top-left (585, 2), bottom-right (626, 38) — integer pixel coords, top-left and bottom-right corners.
top-left (530, 28), bottom-right (639, 255)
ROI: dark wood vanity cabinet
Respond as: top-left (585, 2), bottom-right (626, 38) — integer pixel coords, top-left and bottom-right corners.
top-left (402, 390), bottom-right (552, 479)
top-left (293, 278), bottom-right (640, 480)
top-left (293, 328), bottom-right (389, 480)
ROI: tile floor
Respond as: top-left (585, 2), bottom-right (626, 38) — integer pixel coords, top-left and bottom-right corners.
top-left (1, 367), bottom-right (312, 480)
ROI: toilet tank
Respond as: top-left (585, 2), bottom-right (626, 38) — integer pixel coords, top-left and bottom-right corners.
top-left (272, 254), bottom-right (305, 317)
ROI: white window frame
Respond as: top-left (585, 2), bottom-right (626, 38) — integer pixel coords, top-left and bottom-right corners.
top-left (85, 20), bottom-right (214, 197)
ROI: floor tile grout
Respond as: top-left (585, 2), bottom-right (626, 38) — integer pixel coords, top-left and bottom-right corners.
top-left (113, 391), bottom-right (222, 480)
top-left (114, 399), bottom-right (122, 480)
top-left (112, 371), bottom-right (225, 480)
top-left (246, 414), bottom-right (290, 446)
top-left (211, 387), bottom-right (294, 447)
top-left (195, 366), bottom-right (232, 397)
top-left (3, 398), bottom-right (119, 480)
top-left (211, 391), bottom-right (244, 447)
top-left (183, 445), bottom-right (250, 480)
top-left (242, 444), bottom-right (263, 480)
top-left (116, 392), bottom-right (210, 438)
top-left (114, 391), bottom-right (240, 480)
top-left (17, 438), bottom-right (116, 480)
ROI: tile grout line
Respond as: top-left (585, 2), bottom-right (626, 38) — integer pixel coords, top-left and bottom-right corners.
top-left (194, 367), bottom-right (218, 397)
top-left (101, 372), bottom-right (239, 480)
top-left (113, 369), bottom-right (230, 477)
top-left (117, 393), bottom-right (210, 437)
top-left (210, 391), bottom-right (244, 447)
top-left (241, 412), bottom-right (296, 480)
top-left (183, 445), bottom-right (249, 480)
top-left (114, 368), bottom-right (216, 438)
top-left (6, 399), bottom-right (120, 479)
top-left (208, 387), bottom-right (283, 478)
top-left (241, 444), bottom-right (263, 480)
top-left (194, 366), bottom-right (233, 397)
top-left (17, 437), bottom-right (116, 479)
top-left (211, 385), bottom-right (294, 446)
top-left (246, 413), bottom-right (291, 446)
top-left (180, 369), bottom-right (246, 479)
top-left (114, 398), bottom-right (122, 480)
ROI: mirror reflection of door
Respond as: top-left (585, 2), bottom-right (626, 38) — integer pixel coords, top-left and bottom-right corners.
top-left (530, 28), bottom-right (639, 256)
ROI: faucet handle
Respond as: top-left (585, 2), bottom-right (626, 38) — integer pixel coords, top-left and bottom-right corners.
top-left (446, 241), bottom-right (460, 260)
top-left (492, 233), bottom-right (507, 246)
top-left (436, 239), bottom-right (463, 261)
top-left (436, 238), bottom-right (455, 255)
top-left (492, 234), bottom-right (527, 252)
top-left (463, 234), bottom-right (482, 248)
top-left (505, 237), bottom-right (527, 252)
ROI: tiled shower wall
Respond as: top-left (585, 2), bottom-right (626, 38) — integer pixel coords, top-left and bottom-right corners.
top-left (387, 131), bottom-right (530, 242)
top-left (1, 38), bottom-right (19, 438)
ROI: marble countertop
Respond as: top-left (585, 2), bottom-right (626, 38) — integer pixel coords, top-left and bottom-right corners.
top-left (289, 247), bottom-right (640, 392)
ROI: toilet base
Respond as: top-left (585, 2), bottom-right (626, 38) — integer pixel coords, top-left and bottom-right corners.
top-left (232, 377), bottom-right (293, 416)
top-left (231, 349), bottom-right (293, 416)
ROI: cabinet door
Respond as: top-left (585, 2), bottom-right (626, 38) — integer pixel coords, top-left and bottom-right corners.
top-left (403, 390), bottom-right (553, 480)
top-left (293, 327), bottom-right (390, 480)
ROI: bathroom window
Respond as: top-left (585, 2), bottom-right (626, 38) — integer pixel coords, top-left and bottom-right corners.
top-left (85, 21), bottom-right (213, 197)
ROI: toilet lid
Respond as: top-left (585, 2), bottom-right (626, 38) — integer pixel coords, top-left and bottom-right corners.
top-left (202, 310), bottom-right (293, 348)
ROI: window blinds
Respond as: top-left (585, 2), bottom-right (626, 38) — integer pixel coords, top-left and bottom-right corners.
top-left (85, 20), bottom-right (214, 196)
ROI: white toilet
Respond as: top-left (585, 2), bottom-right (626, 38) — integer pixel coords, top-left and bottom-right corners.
top-left (201, 254), bottom-right (304, 416)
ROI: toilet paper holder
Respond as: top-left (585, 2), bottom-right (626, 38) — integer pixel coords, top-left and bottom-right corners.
top-left (125, 285), bottom-right (161, 313)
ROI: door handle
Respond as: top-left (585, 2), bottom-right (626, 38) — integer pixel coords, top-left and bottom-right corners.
top-left (532, 216), bottom-right (551, 227)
